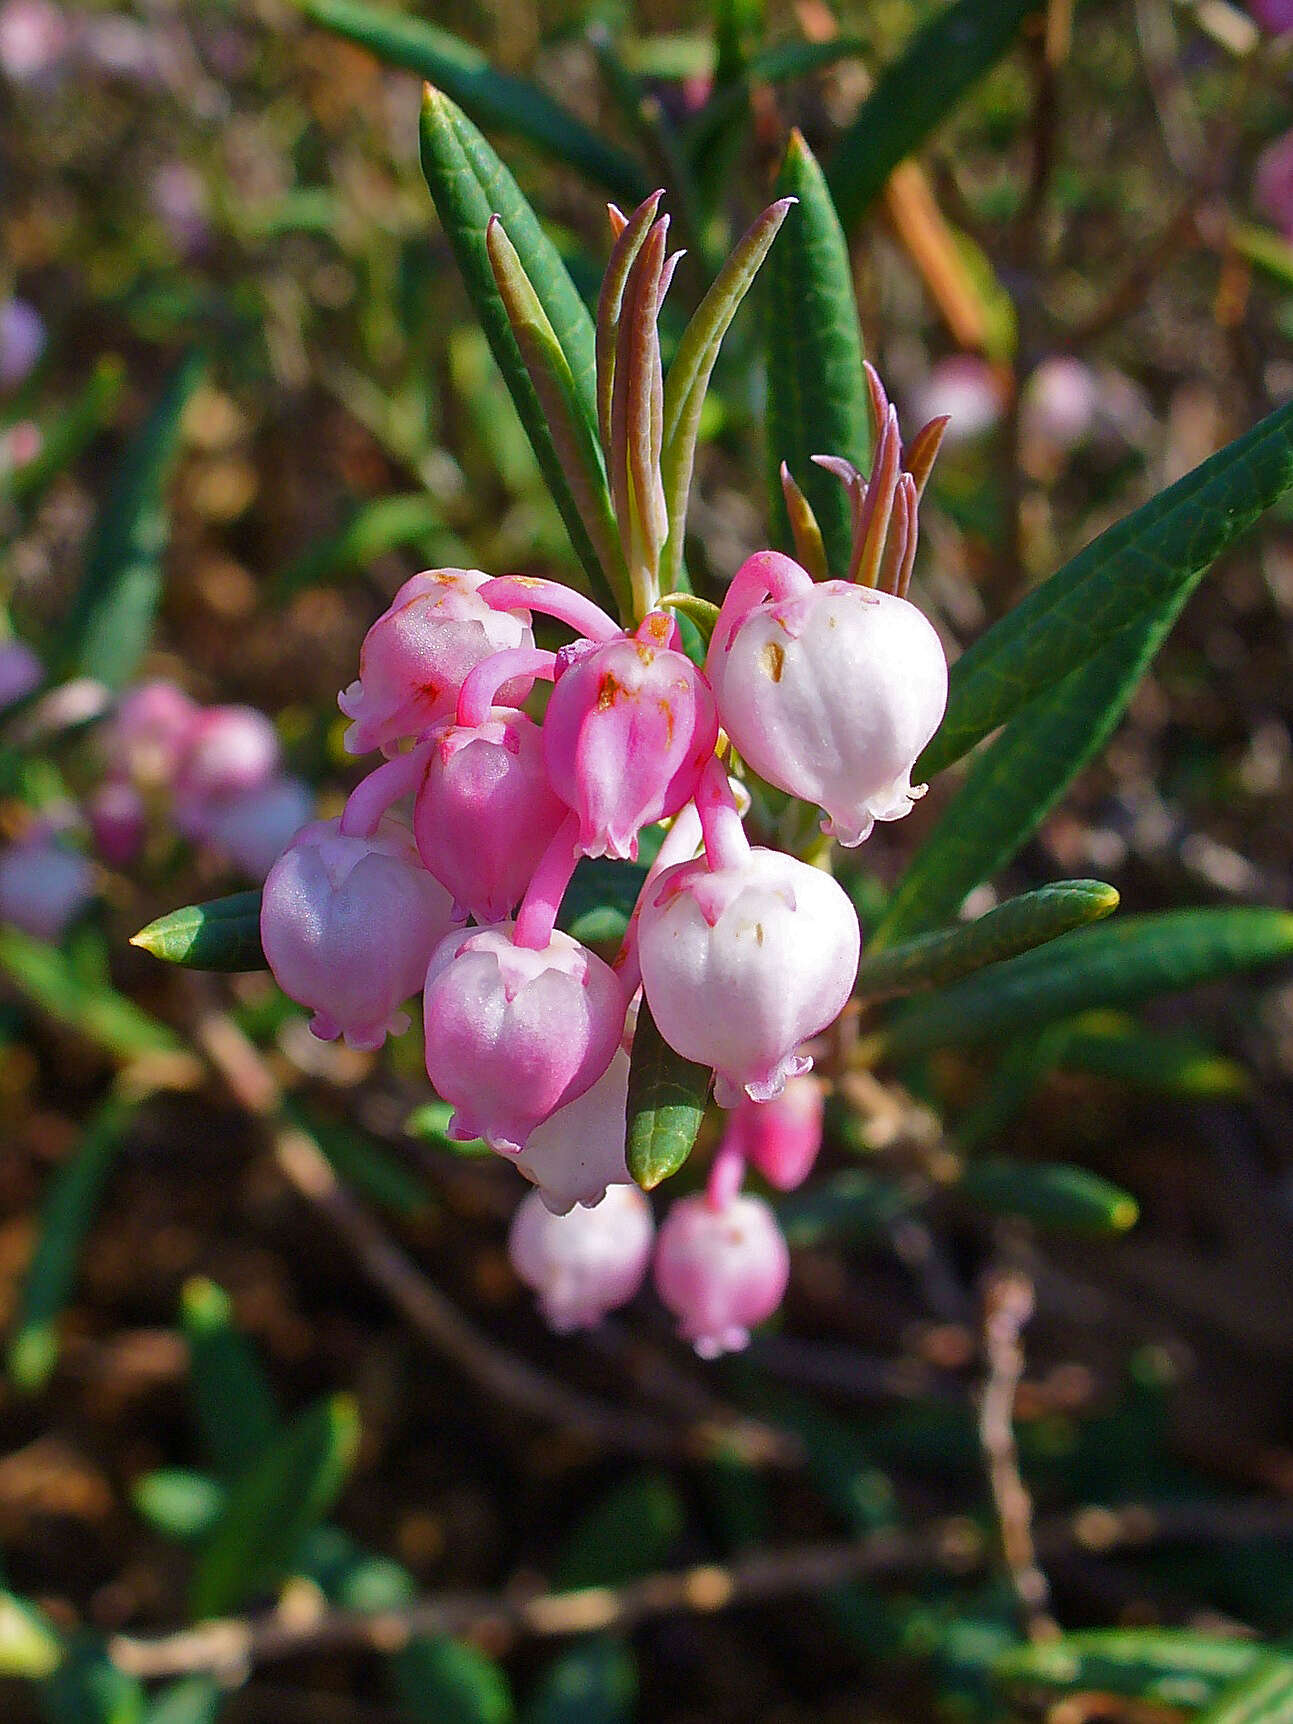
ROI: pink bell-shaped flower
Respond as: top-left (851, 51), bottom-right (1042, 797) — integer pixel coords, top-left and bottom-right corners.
top-left (261, 817), bottom-right (455, 1050)
top-left (174, 704), bottom-right (280, 807)
top-left (508, 1182), bottom-right (654, 1333)
top-left (654, 1191), bottom-right (790, 1358)
top-left (637, 846), bottom-right (859, 1106)
top-left (0, 839), bottom-right (94, 940)
top-left (412, 709), bottom-right (567, 922)
top-left (735, 1074), bottom-right (824, 1192)
top-left (513, 1046), bottom-right (631, 1215)
top-left (338, 569), bottom-right (535, 756)
top-left (542, 612), bottom-right (719, 860)
top-left (709, 569), bottom-right (947, 847)
top-left (423, 923), bottom-right (625, 1154)
top-left (108, 680), bottom-right (201, 789)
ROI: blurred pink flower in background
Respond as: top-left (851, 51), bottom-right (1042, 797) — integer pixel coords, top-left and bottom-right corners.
top-left (1255, 129), bottom-right (1293, 242)
top-left (907, 354), bottom-right (1008, 448)
top-left (0, 298), bottom-right (46, 389)
top-left (1249, 0), bottom-right (1293, 32)
top-left (0, 0), bottom-right (67, 82)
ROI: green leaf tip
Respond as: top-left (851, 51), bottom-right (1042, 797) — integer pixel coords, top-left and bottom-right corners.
top-left (626, 1000), bottom-right (711, 1190)
top-left (131, 891), bottom-right (266, 972)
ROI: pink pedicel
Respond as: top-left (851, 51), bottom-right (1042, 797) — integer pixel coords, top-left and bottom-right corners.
top-left (198, 774), bottom-right (314, 880)
top-left (542, 611), bottom-right (719, 860)
top-left (174, 704), bottom-right (281, 805)
top-left (513, 1045), bottom-right (632, 1215)
top-left (0, 638), bottom-right (42, 711)
top-left (708, 563), bottom-right (947, 847)
top-left (735, 1074), bottom-right (825, 1193)
top-left (86, 779), bottom-right (147, 868)
top-left (0, 839), bottom-right (94, 940)
top-left (261, 817), bottom-right (455, 1051)
top-left (422, 923), bottom-right (625, 1154)
top-left (108, 680), bottom-right (201, 789)
top-left (637, 845), bottom-right (859, 1107)
top-left (338, 569), bottom-right (535, 756)
top-left (412, 708), bottom-right (567, 923)
top-left (653, 1191), bottom-right (790, 1358)
top-left (508, 1182), bottom-right (654, 1333)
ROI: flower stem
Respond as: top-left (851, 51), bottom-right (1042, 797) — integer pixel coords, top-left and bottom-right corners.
top-left (456, 648), bottom-right (556, 729)
top-left (697, 756), bottom-right (750, 874)
top-left (482, 577), bottom-right (622, 644)
top-left (514, 812), bottom-right (581, 951)
top-left (339, 742), bottom-right (431, 838)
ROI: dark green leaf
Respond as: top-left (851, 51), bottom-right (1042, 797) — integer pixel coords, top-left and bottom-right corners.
top-left (993, 1629), bottom-right (1271, 1712)
top-left (777, 1169), bottom-right (913, 1248)
top-left (827, 0), bottom-right (1042, 234)
top-left (921, 397), bottom-right (1293, 780)
top-left (291, 1102), bottom-right (430, 1217)
top-left (180, 1278), bottom-right (282, 1482)
top-left (6, 356), bottom-right (125, 508)
top-left (131, 892), bottom-right (266, 973)
top-left (854, 881), bottom-right (1119, 999)
top-left (882, 909), bottom-right (1293, 1062)
top-left (522, 1639), bottom-right (637, 1724)
top-left (955, 1160), bottom-right (1139, 1235)
top-left (1200, 1658), bottom-right (1293, 1724)
top-left (1055, 1012), bottom-right (1249, 1097)
top-left (57, 351), bottom-right (204, 690)
top-left (765, 130), bottom-right (869, 579)
top-left (0, 1591), bottom-right (62, 1678)
top-left (418, 88), bottom-right (620, 611)
top-left (0, 926), bottom-right (179, 1059)
top-left (8, 1091), bottom-right (140, 1392)
top-left (553, 1473), bottom-right (685, 1590)
top-left (557, 856), bottom-right (649, 947)
top-left (391, 1638), bottom-right (515, 1724)
top-left (297, 0), bottom-right (647, 205)
top-left (626, 998), bottom-right (711, 1190)
top-left (270, 494), bottom-right (445, 604)
top-left (142, 1679), bottom-right (224, 1724)
top-left (41, 1639), bottom-right (145, 1724)
top-left (191, 1393), bottom-right (360, 1618)
top-left (132, 1470), bottom-right (227, 1544)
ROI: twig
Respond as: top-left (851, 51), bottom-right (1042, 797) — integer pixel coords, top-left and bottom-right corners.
top-left (109, 1497), bottom-right (1293, 1682)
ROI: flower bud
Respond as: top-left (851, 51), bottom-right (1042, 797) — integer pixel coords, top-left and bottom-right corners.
top-left (736, 1075), bottom-right (824, 1192)
top-left (709, 579), bottom-right (947, 847)
top-left (637, 847), bottom-right (858, 1106)
top-left (423, 923), bottom-right (625, 1154)
top-left (0, 840), bottom-right (93, 940)
top-left (175, 704), bottom-right (280, 806)
top-left (508, 1182), bottom-right (654, 1333)
top-left (339, 569), bottom-right (534, 756)
top-left (654, 1192), bottom-right (789, 1358)
top-left (86, 779), bottom-right (147, 868)
top-left (542, 615), bottom-right (718, 860)
top-left (107, 680), bottom-right (200, 789)
top-left (514, 1046), bottom-right (631, 1215)
top-left (261, 817), bottom-right (454, 1050)
top-left (412, 709), bottom-right (566, 922)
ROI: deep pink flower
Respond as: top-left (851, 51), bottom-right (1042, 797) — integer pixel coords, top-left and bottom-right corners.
top-left (654, 1191), bottom-right (790, 1357)
top-left (86, 780), bottom-right (147, 868)
top-left (261, 817), bottom-right (454, 1050)
top-left (339, 569), bottom-right (534, 756)
top-left (735, 1075), bottom-right (824, 1192)
top-left (513, 1046), bottom-right (631, 1214)
top-left (508, 1182), bottom-right (654, 1332)
top-left (423, 923), bottom-right (625, 1153)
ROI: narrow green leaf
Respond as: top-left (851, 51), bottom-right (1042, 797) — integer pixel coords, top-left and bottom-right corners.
top-left (921, 397), bottom-right (1293, 780)
top-left (660, 198), bottom-right (793, 587)
top-left (882, 908), bottom-right (1293, 1062)
top-left (955, 1160), bottom-right (1139, 1235)
top-left (58, 351), bottom-right (204, 690)
top-left (553, 1473), bottom-right (685, 1591)
top-left (765, 131), bottom-right (869, 579)
top-left (6, 355), bottom-right (126, 508)
top-left (418, 88), bottom-right (620, 612)
top-left (827, 0), bottom-right (1041, 234)
top-left (143, 1679), bottom-right (223, 1724)
top-left (1055, 1012), bottom-right (1249, 1098)
top-left (181, 1278), bottom-right (282, 1482)
top-left (854, 881), bottom-right (1119, 1000)
top-left (270, 494), bottom-right (445, 604)
top-left (0, 927), bottom-right (179, 1059)
top-left (41, 1639), bottom-right (146, 1724)
top-left (391, 1638), bottom-right (515, 1724)
top-left (683, 39), bottom-right (865, 164)
top-left (132, 1470), bottom-right (228, 1544)
top-left (0, 1591), bottom-right (62, 1679)
top-left (131, 892), bottom-right (266, 973)
top-left (8, 1091), bottom-right (139, 1393)
top-left (777, 1169), bottom-right (913, 1248)
top-left (291, 1102), bottom-right (430, 1218)
top-left (626, 998), bottom-right (711, 1190)
top-left (876, 614), bottom-right (1169, 945)
top-left (993, 1629), bottom-right (1270, 1712)
top-left (405, 1100), bottom-right (489, 1157)
top-left (522, 1639), bottom-right (637, 1724)
top-left (296, 0), bottom-right (647, 206)
top-left (953, 1024), bottom-right (1072, 1152)
top-left (191, 1393), bottom-right (360, 1619)
top-left (1199, 1658), bottom-right (1293, 1724)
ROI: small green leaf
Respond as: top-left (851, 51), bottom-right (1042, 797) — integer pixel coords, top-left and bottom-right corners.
top-left (8, 1091), bottom-right (140, 1393)
top-left (626, 998), bottom-right (711, 1190)
top-left (6, 355), bottom-right (125, 508)
top-left (882, 908), bottom-right (1293, 1062)
top-left (658, 593), bottom-right (720, 644)
top-left (57, 351), bottom-right (204, 690)
top-left (131, 892), bottom-right (266, 972)
top-left (993, 1629), bottom-right (1271, 1712)
top-left (296, 0), bottom-right (647, 206)
top-left (41, 1639), bottom-right (146, 1724)
top-left (418, 88), bottom-right (620, 612)
top-left (143, 1679), bottom-right (224, 1724)
top-left (553, 1472), bottom-right (685, 1590)
top-left (270, 494), bottom-right (446, 603)
top-left (391, 1638), bottom-right (515, 1724)
top-left (181, 1278), bottom-right (282, 1482)
top-left (298, 1525), bottom-right (415, 1610)
top-left (921, 397), bottom-right (1293, 780)
top-left (1199, 1658), bottom-right (1293, 1724)
top-left (522, 1639), bottom-right (637, 1724)
top-left (0, 926), bottom-right (179, 1060)
top-left (1055, 1012), bottom-right (1249, 1098)
top-left (765, 131), bottom-right (870, 579)
top-left (827, 0), bottom-right (1042, 233)
top-left (292, 1102), bottom-right (430, 1218)
top-left (132, 1470), bottom-right (228, 1544)
top-left (404, 1100), bottom-right (489, 1156)
top-left (853, 881), bottom-right (1119, 1000)
top-left (955, 1160), bottom-right (1139, 1235)
top-left (191, 1393), bottom-right (360, 1619)
top-left (0, 1591), bottom-right (62, 1679)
